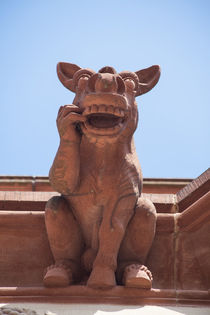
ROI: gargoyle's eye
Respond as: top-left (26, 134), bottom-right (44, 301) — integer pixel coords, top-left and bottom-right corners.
top-left (119, 72), bottom-right (139, 92)
top-left (73, 69), bottom-right (94, 90)
top-left (124, 78), bottom-right (136, 91)
top-left (77, 75), bottom-right (90, 90)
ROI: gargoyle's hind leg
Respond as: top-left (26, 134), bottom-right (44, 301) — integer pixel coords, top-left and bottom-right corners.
top-left (118, 197), bottom-right (156, 289)
top-left (44, 196), bottom-right (84, 287)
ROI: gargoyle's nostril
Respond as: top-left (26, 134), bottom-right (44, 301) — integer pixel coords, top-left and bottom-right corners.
top-left (88, 72), bottom-right (125, 94)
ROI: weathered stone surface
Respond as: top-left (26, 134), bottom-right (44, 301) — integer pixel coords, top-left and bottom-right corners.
top-left (0, 211), bottom-right (53, 286)
top-left (176, 192), bottom-right (210, 290)
top-left (177, 168), bottom-right (210, 212)
top-left (0, 191), bottom-right (175, 213)
top-left (0, 175), bottom-right (191, 194)
top-left (147, 214), bottom-right (175, 289)
top-left (0, 192), bottom-right (209, 291)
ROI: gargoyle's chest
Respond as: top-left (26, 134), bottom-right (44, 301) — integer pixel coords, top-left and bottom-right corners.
top-left (66, 159), bottom-right (140, 245)
top-left (78, 167), bottom-right (118, 202)
top-left (79, 160), bottom-right (140, 204)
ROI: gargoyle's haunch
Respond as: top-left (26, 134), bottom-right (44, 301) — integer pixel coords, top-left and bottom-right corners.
top-left (44, 63), bottom-right (160, 289)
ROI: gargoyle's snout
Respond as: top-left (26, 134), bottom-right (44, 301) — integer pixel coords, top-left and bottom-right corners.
top-left (95, 73), bottom-right (117, 93)
top-left (88, 72), bottom-right (125, 95)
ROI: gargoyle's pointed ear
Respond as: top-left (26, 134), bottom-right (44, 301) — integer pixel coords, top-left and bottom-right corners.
top-left (135, 65), bottom-right (161, 96)
top-left (57, 62), bottom-right (81, 92)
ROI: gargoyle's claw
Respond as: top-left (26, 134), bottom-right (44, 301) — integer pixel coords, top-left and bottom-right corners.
top-left (87, 266), bottom-right (116, 289)
top-left (43, 264), bottom-right (73, 287)
top-left (122, 264), bottom-right (153, 289)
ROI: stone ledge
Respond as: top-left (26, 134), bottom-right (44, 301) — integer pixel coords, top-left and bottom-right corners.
top-left (0, 192), bottom-right (210, 290)
top-left (0, 191), bottom-right (176, 213)
top-left (0, 211), bottom-right (174, 233)
top-left (177, 168), bottom-right (210, 211)
top-left (177, 191), bottom-right (210, 231)
top-left (0, 287), bottom-right (209, 306)
top-left (0, 176), bottom-right (192, 194)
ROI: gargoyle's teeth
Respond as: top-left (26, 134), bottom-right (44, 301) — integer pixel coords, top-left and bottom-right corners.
top-left (92, 104), bottom-right (99, 113)
top-left (87, 106), bottom-right (92, 114)
top-left (107, 105), bottom-right (114, 115)
top-left (99, 104), bottom-right (107, 113)
top-left (114, 108), bottom-right (124, 117)
top-left (83, 104), bottom-right (124, 117)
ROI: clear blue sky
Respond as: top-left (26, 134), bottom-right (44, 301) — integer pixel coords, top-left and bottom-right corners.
top-left (1, 0), bottom-right (209, 178)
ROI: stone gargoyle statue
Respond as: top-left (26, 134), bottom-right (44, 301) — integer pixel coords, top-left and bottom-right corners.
top-left (44, 62), bottom-right (160, 289)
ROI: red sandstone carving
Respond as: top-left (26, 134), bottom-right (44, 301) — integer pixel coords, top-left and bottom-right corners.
top-left (44, 62), bottom-right (160, 289)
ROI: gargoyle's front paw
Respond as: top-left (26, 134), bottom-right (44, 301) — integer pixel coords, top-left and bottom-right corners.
top-left (57, 105), bottom-right (86, 142)
top-left (43, 264), bottom-right (73, 287)
top-left (122, 264), bottom-right (153, 289)
top-left (87, 266), bottom-right (116, 289)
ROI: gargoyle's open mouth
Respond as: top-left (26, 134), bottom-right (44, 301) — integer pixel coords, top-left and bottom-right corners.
top-left (87, 114), bottom-right (123, 129)
top-left (82, 104), bottom-right (126, 136)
